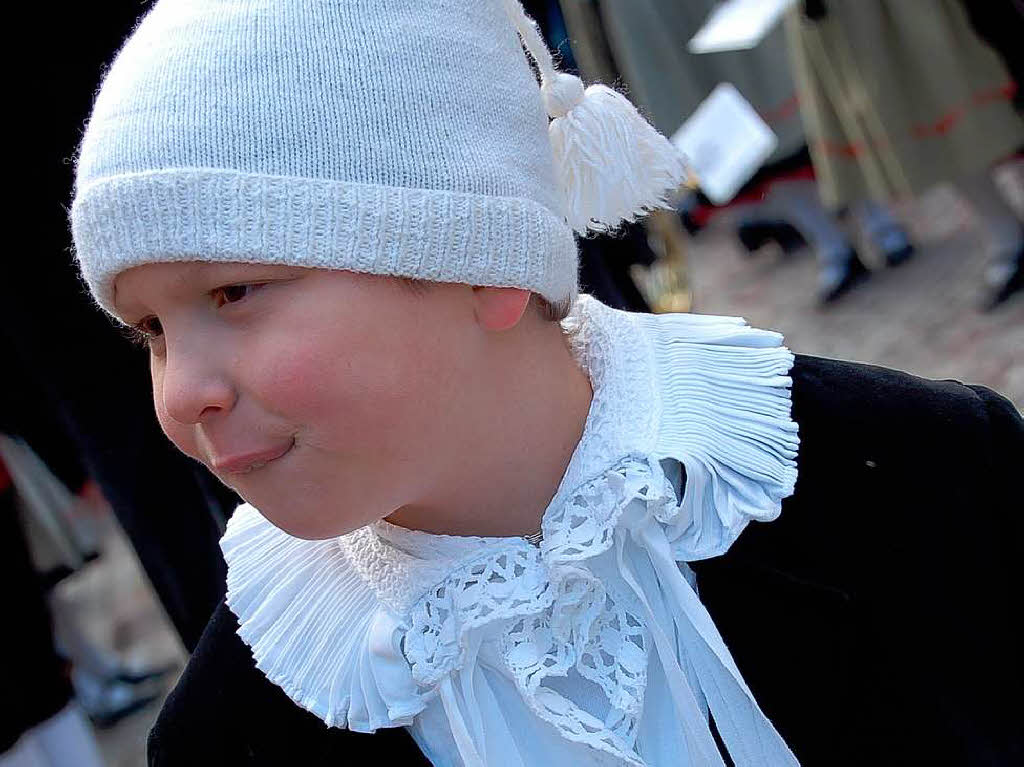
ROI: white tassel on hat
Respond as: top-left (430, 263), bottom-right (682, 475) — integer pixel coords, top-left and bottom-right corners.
top-left (502, 0), bottom-right (692, 234)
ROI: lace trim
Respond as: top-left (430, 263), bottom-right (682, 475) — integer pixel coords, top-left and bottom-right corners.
top-left (405, 543), bottom-right (554, 687)
top-left (541, 454), bottom-right (676, 562)
top-left (390, 455), bottom-right (678, 764)
top-left (336, 523), bottom-right (481, 616)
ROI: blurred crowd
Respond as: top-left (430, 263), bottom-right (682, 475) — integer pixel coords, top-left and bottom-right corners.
top-left (546, 0), bottom-right (1023, 309)
top-left (4, 1), bottom-right (1021, 764)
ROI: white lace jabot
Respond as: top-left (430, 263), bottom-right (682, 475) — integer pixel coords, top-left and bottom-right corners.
top-left (221, 295), bottom-right (801, 767)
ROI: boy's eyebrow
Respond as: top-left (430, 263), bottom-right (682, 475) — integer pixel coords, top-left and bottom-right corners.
top-left (113, 262), bottom-right (307, 316)
top-left (195, 263), bottom-right (307, 283)
top-left (112, 262), bottom-right (205, 318)
top-left (163, 263), bottom-right (210, 298)
top-left (111, 280), bottom-right (142, 320)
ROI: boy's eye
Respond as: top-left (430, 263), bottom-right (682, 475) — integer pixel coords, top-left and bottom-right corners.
top-left (137, 315), bottom-right (164, 338)
top-left (142, 316), bottom-right (163, 335)
top-left (213, 283), bottom-right (264, 306)
top-left (124, 315), bottom-right (163, 347)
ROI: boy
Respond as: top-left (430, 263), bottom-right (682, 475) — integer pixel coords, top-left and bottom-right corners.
top-left (71, 1), bottom-right (1021, 765)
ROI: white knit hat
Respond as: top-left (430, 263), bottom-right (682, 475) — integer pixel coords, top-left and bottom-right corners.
top-left (71, 0), bottom-right (688, 316)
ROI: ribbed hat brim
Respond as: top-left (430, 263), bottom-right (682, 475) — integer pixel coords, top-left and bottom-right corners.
top-left (72, 168), bottom-right (579, 317)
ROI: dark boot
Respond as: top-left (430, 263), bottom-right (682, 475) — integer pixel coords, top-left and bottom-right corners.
top-left (819, 249), bottom-right (870, 304)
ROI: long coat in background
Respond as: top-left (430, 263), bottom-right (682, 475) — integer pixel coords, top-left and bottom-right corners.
top-left (559, 0), bottom-right (806, 162)
top-left (785, 0), bottom-right (1024, 208)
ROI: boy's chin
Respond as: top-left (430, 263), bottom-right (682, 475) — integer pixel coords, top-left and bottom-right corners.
top-left (252, 501), bottom-right (372, 541)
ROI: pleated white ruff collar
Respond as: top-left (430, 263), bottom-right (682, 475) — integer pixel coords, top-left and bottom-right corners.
top-left (221, 294), bottom-right (801, 766)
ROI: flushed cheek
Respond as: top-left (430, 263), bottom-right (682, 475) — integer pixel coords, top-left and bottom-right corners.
top-left (246, 330), bottom-right (433, 455)
top-left (245, 335), bottom-right (336, 415)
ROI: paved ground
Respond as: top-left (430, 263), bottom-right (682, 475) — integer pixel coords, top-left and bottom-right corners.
top-left (74, 177), bottom-right (1022, 766)
top-left (686, 180), bottom-right (1023, 407)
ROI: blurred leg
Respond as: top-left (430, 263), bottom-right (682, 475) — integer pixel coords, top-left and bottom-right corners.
top-left (854, 200), bottom-right (914, 265)
top-left (959, 168), bottom-right (1024, 307)
top-left (762, 181), bottom-right (867, 302)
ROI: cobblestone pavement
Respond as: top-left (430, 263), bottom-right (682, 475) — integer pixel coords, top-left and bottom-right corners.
top-left (87, 180), bottom-right (1021, 767)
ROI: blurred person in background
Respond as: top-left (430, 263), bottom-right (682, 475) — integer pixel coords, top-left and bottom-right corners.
top-left (0, 355), bottom-right (180, 753)
top-left (558, 0), bottom-right (915, 304)
top-left (785, 0), bottom-right (1024, 309)
top-left (0, 455), bottom-right (104, 767)
top-left (0, 433), bottom-right (171, 730)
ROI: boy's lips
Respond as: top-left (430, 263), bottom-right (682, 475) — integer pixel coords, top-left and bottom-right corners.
top-left (210, 440), bottom-right (294, 475)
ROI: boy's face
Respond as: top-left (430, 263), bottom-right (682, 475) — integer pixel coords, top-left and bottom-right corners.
top-left (114, 262), bottom-right (480, 539)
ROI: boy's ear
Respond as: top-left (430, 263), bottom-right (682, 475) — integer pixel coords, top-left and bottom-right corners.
top-left (471, 286), bottom-right (532, 331)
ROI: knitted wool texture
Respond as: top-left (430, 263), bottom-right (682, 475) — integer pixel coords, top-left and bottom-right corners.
top-left (70, 0), bottom-right (578, 315)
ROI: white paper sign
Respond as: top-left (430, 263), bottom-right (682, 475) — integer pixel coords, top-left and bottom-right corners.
top-left (689, 0), bottom-right (796, 54)
top-left (670, 83), bottom-right (777, 205)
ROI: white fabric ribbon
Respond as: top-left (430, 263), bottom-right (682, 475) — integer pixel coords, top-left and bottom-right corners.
top-left (615, 507), bottom-right (800, 767)
top-left (439, 673), bottom-right (486, 767)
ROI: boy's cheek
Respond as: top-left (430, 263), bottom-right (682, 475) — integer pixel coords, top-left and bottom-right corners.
top-left (247, 329), bottom-right (382, 416)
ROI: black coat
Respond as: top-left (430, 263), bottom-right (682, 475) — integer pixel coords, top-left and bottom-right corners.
top-left (148, 355), bottom-right (1023, 766)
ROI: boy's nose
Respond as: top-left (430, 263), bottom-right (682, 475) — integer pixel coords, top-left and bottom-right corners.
top-left (160, 347), bottom-right (238, 426)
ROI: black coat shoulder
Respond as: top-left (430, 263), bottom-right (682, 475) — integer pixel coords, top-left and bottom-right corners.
top-left (783, 353), bottom-right (1021, 550)
top-left (147, 600), bottom-right (429, 766)
top-left (738, 352), bottom-right (1021, 616)
top-left (788, 352), bottom-right (1021, 465)
top-left (693, 353), bottom-right (1023, 765)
